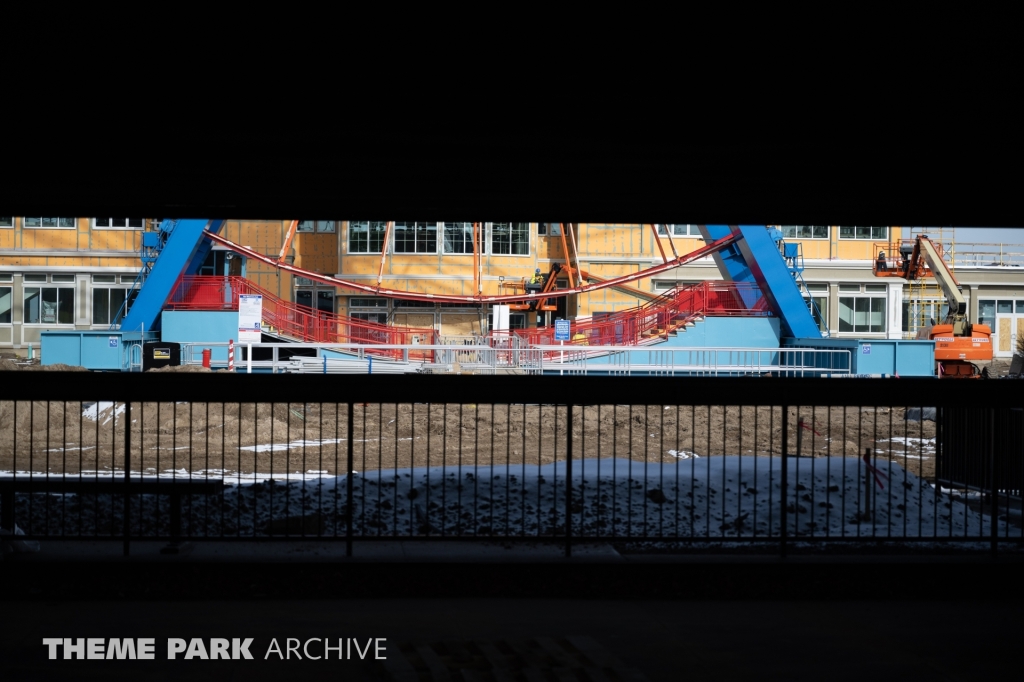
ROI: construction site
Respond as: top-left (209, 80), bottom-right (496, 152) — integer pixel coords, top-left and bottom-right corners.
top-left (1, 219), bottom-right (1019, 378)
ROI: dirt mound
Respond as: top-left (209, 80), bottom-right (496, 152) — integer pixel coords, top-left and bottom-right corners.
top-left (147, 364), bottom-right (213, 373)
top-left (1, 361), bottom-right (88, 372)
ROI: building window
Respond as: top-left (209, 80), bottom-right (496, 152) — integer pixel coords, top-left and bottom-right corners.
top-left (393, 221), bottom-right (437, 254)
top-left (24, 274), bottom-right (48, 283)
top-left (0, 217), bottom-right (12, 228)
top-left (348, 221), bottom-right (388, 253)
top-left (839, 296), bottom-right (886, 333)
top-left (93, 287), bottom-right (138, 325)
top-left (442, 222), bottom-right (478, 255)
top-left (538, 223), bottom-right (562, 236)
top-left (782, 225), bottom-right (829, 239)
top-left (24, 286), bottom-right (75, 324)
top-left (487, 312), bottom-right (526, 331)
top-left (804, 296), bottom-right (829, 333)
top-left (839, 226), bottom-right (888, 240)
top-left (0, 287), bottom-right (11, 324)
top-left (296, 220), bottom-right (336, 233)
top-left (51, 274), bottom-right (75, 283)
top-left (94, 218), bottom-right (145, 229)
top-left (654, 280), bottom-right (697, 291)
top-left (656, 224), bottom-right (701, 237)
top-left (349, 298), bottom-right (389, 308)
top-left (490, 222), bottom-right (529, 255)
top-left (23, 218), bottom-right (76, 229)
top-left (978, 300), bottom-right (995, 326)
top-left (903, 299), bottom-right (944, 333)
top-left (350, 312), bottom-right (388, 324)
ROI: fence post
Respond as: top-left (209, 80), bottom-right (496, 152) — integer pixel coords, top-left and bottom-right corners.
top-left (990, 408), bottom-right (998, 559)
top-left (346, 402), bottom-right (354, 558)
top-left (865, 448), bottom-right (873, 524)
top-left (565, 403), bottom-right (573, 558)
top-left (123, 400), bottom-right (131, 557)
top-left (780, 405), bottom-right (788, 558)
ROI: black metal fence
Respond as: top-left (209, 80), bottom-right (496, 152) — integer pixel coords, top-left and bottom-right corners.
top-left (2, 372), bottom-right (1022, 555)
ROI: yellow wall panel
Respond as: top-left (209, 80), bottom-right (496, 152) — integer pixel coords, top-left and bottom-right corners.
top-left (21, 229), bottom-right (79, 250)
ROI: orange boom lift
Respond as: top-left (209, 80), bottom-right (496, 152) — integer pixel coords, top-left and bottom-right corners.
top-left (874, 235), bottom-right (992, 378)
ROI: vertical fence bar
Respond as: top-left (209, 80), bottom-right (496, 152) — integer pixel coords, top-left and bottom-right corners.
top-left (123, 400), bottom-right (131, 557)
top-left (565, 403), bottom-right (573, 558)
top-left (780, 404), bottom-right (788, 558)
top-left (991, 408), bottom-right (998, 558)
top-left (346, 402), bottom-right (354, 557)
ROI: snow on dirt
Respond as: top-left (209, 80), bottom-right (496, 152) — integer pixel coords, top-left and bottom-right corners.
top-left (7, 456), bottom-right (1014, 541)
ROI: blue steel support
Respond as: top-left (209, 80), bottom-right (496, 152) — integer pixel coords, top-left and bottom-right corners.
top-left (120, 219), bottom-right (225, 333)
top-left (698, 225), bottom-right (821, 339)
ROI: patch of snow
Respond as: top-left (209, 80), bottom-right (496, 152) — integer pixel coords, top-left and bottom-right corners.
top-left (5, 457), bottom-right (1017, 541)
top-left (81, 402), bottom-right (126, 426)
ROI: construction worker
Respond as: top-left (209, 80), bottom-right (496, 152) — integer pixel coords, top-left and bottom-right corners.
top-left (526, 268), bottom-right (544, 293)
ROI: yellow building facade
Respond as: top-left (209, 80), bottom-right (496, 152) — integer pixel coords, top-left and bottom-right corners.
top-left (4, 217), bottom-right (1024, 356)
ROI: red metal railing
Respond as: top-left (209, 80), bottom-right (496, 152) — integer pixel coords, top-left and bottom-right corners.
top-left (510, 281), bottom-right (769, 351)
top-left (167, 277), bottom-right (439, 361)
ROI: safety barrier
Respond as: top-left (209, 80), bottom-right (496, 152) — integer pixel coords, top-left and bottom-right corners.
top-left (167, 276), bottom-right (438, 360)
top-left (2, 373), bottom-right (1021, 557)
top-left (515, 281), bottom-right (769, 352)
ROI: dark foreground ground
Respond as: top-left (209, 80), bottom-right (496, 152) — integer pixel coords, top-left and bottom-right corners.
top-left (2, 543), bottom-right (1022, 681)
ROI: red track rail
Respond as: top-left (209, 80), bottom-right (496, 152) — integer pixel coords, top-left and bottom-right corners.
top-left (510, 281), bottom-right (769, 351)
top-left (201, 230), bottom-right (740, 305)
top-left (167, 276), bottom-right (438, 361)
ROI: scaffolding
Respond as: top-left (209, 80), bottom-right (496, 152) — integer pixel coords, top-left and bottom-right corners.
top-left (903, 227), bottom-right (955, 339)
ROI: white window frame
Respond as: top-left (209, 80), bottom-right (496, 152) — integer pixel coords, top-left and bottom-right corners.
top-left (347, 221), bottom-right (388, 254)
top-left (838, 226), bottom-right (888, 240)
top-left (838, 294), bottom-right (887, 334)
top-left (93, 218), bottom-right (145, 230)
top-left (489, 222), bottom-right (530, 256)
top-left (23, 285), bottom-right (76, 325)
top-left (0, 285), bottom-right (12, 324)
top-left (781, 225), bottom-right (829, 239)
top-left (0, 217), bottom-right (13, 228)
top-left (655, 224), bottom-right (701, 237)
top-left (442, 222), bottom-right (478, 255)
top-left (296, 220), bottom-right (336, 233)
top-left (393, 221), bottom-right (438, 255)
top-left (92, 286), bottom-right (138, 326)
top-left (22, 218), bottom-right (76, 229)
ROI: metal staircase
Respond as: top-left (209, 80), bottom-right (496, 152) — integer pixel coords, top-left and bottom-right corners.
top-left (110, 219), bottom-right (173, 330)
top-left (775, 230), bottom-right (829, 338)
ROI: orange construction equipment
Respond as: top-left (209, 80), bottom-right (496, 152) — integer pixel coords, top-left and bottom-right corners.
top-left (875, 235), bottom-right (992, 378)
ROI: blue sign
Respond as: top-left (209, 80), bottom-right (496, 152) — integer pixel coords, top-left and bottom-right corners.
top-left (108, 336), bottom-right (118, 348)
top-left (862, 344), bottom-right (871, 355)
top-left (554, 319), bottom-right (570, 341)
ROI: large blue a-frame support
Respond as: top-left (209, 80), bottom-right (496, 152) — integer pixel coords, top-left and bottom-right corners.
top-left (119, 219), bottom-right (225, 334)
top-left (699, 225), bottom-right (821, 339)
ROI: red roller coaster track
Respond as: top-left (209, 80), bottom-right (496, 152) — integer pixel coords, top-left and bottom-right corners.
top-left (202, 230), bottom-right (740, 305)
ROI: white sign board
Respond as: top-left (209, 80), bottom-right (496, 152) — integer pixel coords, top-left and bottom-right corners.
top-left (492, 304), bottom-right (510, 332)
top-left (238, 294), bottom-right (263, 343)
top-left (554, 318), bottom-right (571, 341)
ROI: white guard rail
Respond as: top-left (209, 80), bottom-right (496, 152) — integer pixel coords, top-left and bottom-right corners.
top-left (178, 342), bottom-right (850, 377)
